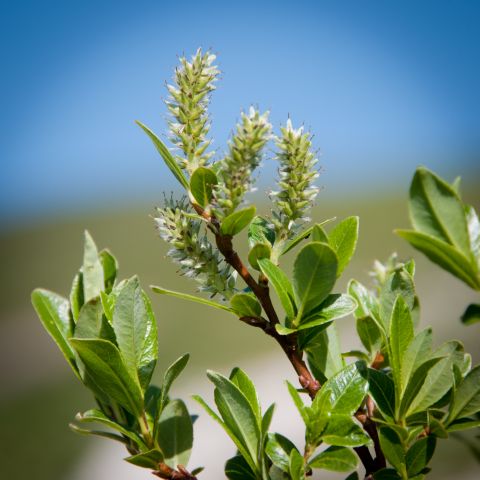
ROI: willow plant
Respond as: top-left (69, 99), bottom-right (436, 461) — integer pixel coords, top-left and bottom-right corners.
top-left (32, 49), bottom-right (480, 480)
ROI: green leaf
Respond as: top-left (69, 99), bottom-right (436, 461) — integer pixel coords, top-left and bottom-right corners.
top-left (348, 279), bottom-right (381, 325)
top-left (322, 414), bottom-right (370, 447)
top-left (136, 121), bottom-right (189, 190)
top-left (225, 455), bottom-right (257, 480)
top-left (261, 403), bottom-right (276, 438)
top-left (258, 258), bottom-right (296, 320)
top-left (189, 167), bottom-right (218, 207)
top-left (407, 342), bottom-right (465, 414)
top-left (74, 298), bottom-right (115, 342)
top-left (221, 206), bottom-right (257, 236)
top-left (293, 242), bottom-right (338, 322)
top-left (400, 357), bottom-right (444, 418)
top-left (400, 328), bottom-right (432, 396)
top-left (378, 426), bottom-right (406, 475)
top-left (229, 368), bottom-right (262, 426)
top-left (306, 324), bottom-right (344, 383)
top-left (157, 353), bottom-right (190, 421)
top-left (193, 395), bottom-right (257, 473)
top-left (248, 216), bottom-right (275, 247)
top-left (286, 381), bottom-right (309, 425)
top-left (230, 293), bottom-right (262, 318)
top-left (466, 204), bottom-right (480, 265)
top-left (372, 469), bottom-right (401, 480)
top-left (289, 448), bottom-right (305, 480)
top-left (125, 449), bottom-right (164, 469)
top-left (380, 269), bottom-right (415, 330)
top-left (461, 303), bottom-right (480, 325)
top-left (70, 272), bottom-right (84, 322)
top-left (99, 249), bottom-right (118, 293)
top-left (300, 294), bottom-right (357, 327)
top-left (317, 362), bottom-right (368, 415)
top-left (266, 433), bottom-right (298, 473)
top-left (248, 243), bottom-right (272, 270)
top-left (82, 231), bottom-right (105, 302)
top-left (408, 167), bottom-right (470, 256)
top-left (157, 399), bottom-right (193, 469)
top-left (449, 365), bottom-right (480, 421)
top-left (31, 289), bottom-right (79, 378)
top-left (356, 316), bottom-right (383, 354)
top-left (446, 418), bottom-right (480, 432)
top-left (388, 296), bottom-right (414, 401)
top-left (311, 224), bottom-right (329, 242)
top-left (395, 230), bottom-right (480, 290)
top-left (281, 218), bottom-right (335, 256)
top-left (207, 370), bottom-right (260, 465)
top-left (151, 286), bottom-right (234, 313)
top-left (69, 338), bottom-right (143, 416)
top-left (69, 422), bottom-right (129, 445)
top-left (309, 446), bottom-right (358, 472)
top-left (328, 216), bottom-right (359, 277)
top-left (406, 437), bottom-right (436, 477)
top-left (368, 368), bottom-right (395, 420)
top-left (113, 277), bottom-right (158, 390)
top-left (75, 408), bottom-right (146, 448)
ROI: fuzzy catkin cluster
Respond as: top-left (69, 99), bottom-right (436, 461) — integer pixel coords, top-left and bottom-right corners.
top-left (154, 198), bottom-right (236, 298)
top-left (215, 107), bottom-right (272, 216)
top-left (272, 119), bottom-right (319, 235)
top-left (166, 49), bottom-right (219, 174)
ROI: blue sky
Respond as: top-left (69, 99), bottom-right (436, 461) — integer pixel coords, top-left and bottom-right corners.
top-left (1, 0), bottom-right (479, 227)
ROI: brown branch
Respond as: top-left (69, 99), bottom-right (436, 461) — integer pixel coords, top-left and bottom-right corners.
top-left (153, 463), bottom-right (198, 480)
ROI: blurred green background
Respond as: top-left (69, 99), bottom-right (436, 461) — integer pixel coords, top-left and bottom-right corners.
top-left (1, 0), bottom-right (479, 478)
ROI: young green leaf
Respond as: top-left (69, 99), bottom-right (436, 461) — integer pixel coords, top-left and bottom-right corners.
top-left (316, 362), bottom-right (368, 415)
top-left (136, 121), bottom-right (189, 190)
top-left (225, 455), bottom-right (257, 480)
top-left (82, 231), bottom-right (105, 303)
top-left (193, 394), bottom-right (257, 473)
top-left (389, 296), bottom-right (414, 399)
top-left (356, 316), bottom-right (383, 354)
top-left (125, 449), bottom-right (164, 469)
top-left (258, 258), bottom-right (296, 320)
top-left (113, 277), bottom-right (158, 390)
top-left (448, 365), bottom-right (480, 421)
top-left (321, 414), bottom-right (371, 447)
top-left (461, 303), bottom-right (480, 325)
top-left (293, 242), bottom-right (338, 322)
top-left (99, 249), bottom-right (118, 293)
top-left (408, 167), bottom-right (470, 256)
top-left (281, 218), bottom-right (335, 256)
top-left (157, 353), bottom-right (190, 419)
top-left (306, 324), bottom-right (344, 383)
top-left (69, 338), bottom-right (143, 416)
top-left (229, 368), bottom-right (262, 426)
top-left (70, 271), bottom-right (84, 322)
top-left (299, 294), bottom-right (357, 327)
top-left (368, 368), bottom-right (395, 420)
top-left (406, 437), bottom-right (436, 477)
top-left (75, 408), bottom-right (146, 449)
top-left (289, 448), bottom-right (305, 480)
top-left (261, 403), bottom-right (276, 438)
top-left (189, 167), bottom-right (218, 207)
top-left (378, 426), bottom-right (406, 475)
top-left (395, 230), bottom-right (480, 290)
top-left (348, 279), bottom-right (381, 325)
top-left (311, 224), bottom-right (329, 243)
top-left (466, 204), bottom-right (480, 264)
top-left (69, 423), bottom-right (129, 445)
top-left (31, 289), bottom-right (79, 378)
top-left (266, 433), bottom-right (298, 473)
top-left (157, 399), bottom-right (193, 469)
top-left (248, 216), bottom-right (275, 247)
top-left (309, 446), bottom-right (358, 472)
top-left (151, 286), bottom-right (234, 313)
top-left (74, 298), bottom-right (115, 343)
top-left (248, 243), bottom-right (272, 270)
top-left (230, 293), bottom-right (262, 318)
top-left (328, 216), bottom-right (359, 277)
top-left (221, 206), bottom-right (256, 236)
top-left (207, 370), bottom-right (260, 465)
